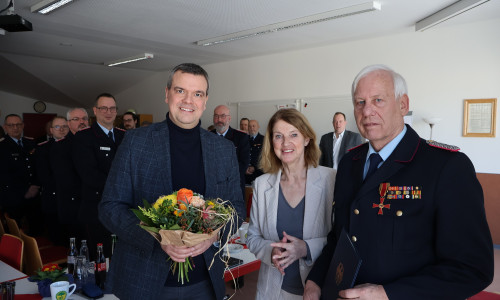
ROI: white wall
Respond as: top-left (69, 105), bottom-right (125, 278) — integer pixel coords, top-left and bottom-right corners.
top-left (0, 91), bottom-right (72, 119)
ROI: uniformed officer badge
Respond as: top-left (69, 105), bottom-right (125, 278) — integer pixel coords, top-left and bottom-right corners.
top-left (426, 140), bottom-right (460, 152)
top-left (335, 262), bottom-right (344, 285)
top-left (386, 186), bottom-right (421, 200)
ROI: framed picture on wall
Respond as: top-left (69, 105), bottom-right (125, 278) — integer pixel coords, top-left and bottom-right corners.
top-left (463, 98), bottom-right (496, 137)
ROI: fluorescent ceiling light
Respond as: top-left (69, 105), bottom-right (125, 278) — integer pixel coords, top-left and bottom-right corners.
top-left (415, 0), bottom-right (490, 32)
top-left (31, 0), bottom-right (75, 14)
top-left (106, 53), bottom-right (154, 67)
top-left (196, 1), bottom-right (381, 46)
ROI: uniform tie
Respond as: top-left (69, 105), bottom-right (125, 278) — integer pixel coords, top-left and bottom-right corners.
top-left (17, 139), bottom-right (23, 148)
top-left (108, 131), bottom-right (114, 142)
top-left (365, 153), bottom-right (382, 181)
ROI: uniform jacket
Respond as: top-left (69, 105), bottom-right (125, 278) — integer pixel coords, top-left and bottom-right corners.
top-left (72, 123), bottom-right (125, 223)
top-left (319, 130), bottom-right (363, 168)
top-left (308, 125), bottom-right (493, 299)
top-left (0, 135), bottom-right (37, 207)
top-left (50, 133), bottom-right (82, 224)
top-left (212, 127), bottom-right (250, 195)
top-left (98, 120), bottom-right (245, 300)
top-left (246, 133), bottom-right (264, 184)
top-left (35, 139), bottom-right (57, 213)
top-left (247, 166), bottom-right (335, 299)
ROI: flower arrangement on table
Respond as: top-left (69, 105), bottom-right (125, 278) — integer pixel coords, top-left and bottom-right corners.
top-left (28, 263), bottom-right (74, 297)
top-left (131, 188), bottom-right (237, 284)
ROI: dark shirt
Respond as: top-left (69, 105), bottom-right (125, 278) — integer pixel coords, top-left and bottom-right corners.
top-left (166, 115), bottom-right (209, 286)
top-left (276, 186), bottom-right (305, 295)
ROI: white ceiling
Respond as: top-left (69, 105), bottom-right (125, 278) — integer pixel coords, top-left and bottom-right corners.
top-left (1, 0), bottom-right (499, 107)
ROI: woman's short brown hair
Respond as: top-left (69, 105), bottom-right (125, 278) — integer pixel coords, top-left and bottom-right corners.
top-left (259, 109), bottom-right (320, 174)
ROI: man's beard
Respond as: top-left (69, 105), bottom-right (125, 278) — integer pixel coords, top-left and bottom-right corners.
top-left (215, 123), bottom-right (227, 133)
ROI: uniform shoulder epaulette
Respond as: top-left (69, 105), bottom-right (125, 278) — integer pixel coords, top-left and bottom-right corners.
top-left (24, 136), bottom-right (34, 140)
top-left (79, 127), bottom-right (91, 131)
top-left (55, 136), bottom-right (66, 142)
top-left (115, 127), bottom-right (126, 132)
top-left (0, 137), bottom-right (4, 142)
top-left (426, 140), bottom-right (460, 152)
top-left (38, 140), bottom-right (49, 146)
top-left (348, 143), bottom-right (365, 152)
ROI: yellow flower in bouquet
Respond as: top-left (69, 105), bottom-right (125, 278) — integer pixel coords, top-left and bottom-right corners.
top-left (131, 188), bottom-right (236, 284)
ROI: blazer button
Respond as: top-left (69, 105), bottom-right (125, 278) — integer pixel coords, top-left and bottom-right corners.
top-left (351, 236), bottom-right (357, 242)
top-left (71, 198), bottom-right (75, 200)
top-left (332, 201), bottom-right (336, 206)
top-left (96, 192), bottom-right (99, 195)
top-left (354, 209), bottom-right (359, 215)
top-left (396, 210), bottom-right (403, 217)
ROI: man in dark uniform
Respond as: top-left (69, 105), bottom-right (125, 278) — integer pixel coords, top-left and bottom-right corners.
top-left (304, 65), bottom-right (493, 300)
top-left (50, 108), bottom-right (89, 243)
top-left (245, 119), bottom-right (264, 184)
top-left (212, 104), bottom-right (250, 200)
top-left (36, 116), bottom-right (69, 244)
top-left (73, 95), bottom-right (125, 258)
top-left (0, 114), bottom-right (39, 226)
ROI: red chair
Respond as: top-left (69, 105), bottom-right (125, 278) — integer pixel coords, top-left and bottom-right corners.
top-left (0, 233), bottom-right (24, 271)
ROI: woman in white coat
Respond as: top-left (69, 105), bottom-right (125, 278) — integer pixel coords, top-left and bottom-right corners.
top-left (246, 109), bottom-right (335, 300)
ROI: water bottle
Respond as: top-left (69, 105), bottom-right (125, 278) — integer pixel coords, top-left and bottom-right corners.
top-left (79, 240), bottom-right (89, 263)
top-left (67, 237), bottom-right (77, 275)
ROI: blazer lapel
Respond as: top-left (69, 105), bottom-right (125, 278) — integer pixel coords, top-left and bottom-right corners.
top-left (201, 130), bottom-right (216, 196)
top-left (303, 167), bottom-right (323, 240)
top-left (152, 122), bottom-right (172, 193)
top-left (264, 171), bottom-right (281, 242)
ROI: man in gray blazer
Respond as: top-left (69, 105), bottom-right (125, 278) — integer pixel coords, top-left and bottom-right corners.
top-left (99, 63), bottom-right (245, 300)
top-left (319, 112), bottom-right (362, 169)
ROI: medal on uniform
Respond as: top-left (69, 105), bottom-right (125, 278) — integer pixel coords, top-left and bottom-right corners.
top-left (373, 182), bottom-right (390, 215)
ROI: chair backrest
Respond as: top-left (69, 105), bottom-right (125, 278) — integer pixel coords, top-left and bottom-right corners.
top-left (4, 213), bottom-right (21, 238)
top-left (0, 233), bottom-right (24, 271)
top-left (20, 231), bottom-right (43, 276)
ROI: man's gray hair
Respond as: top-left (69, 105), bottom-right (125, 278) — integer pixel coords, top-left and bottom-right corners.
top-left (351, 64), bottom-right (408, 101)
top-left (66, 108), bottom-right (88, 120)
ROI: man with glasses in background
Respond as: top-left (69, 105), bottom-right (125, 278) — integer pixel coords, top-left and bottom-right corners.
top-left (0, 114), bottom-right (39, 227)
top-left (36, 116), bottom-right (69, 244)
top-left (212, 105), bottom-right (250, 200)
top-left (50, 108), bottom-right (89, 243)
top-left (122, 111), bottom-right (138, 130)
top-left (73, 94), bottom-right (125, 258)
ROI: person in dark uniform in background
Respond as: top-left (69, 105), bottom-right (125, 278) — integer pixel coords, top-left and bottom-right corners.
top-left (73, 95), bottom-right (125, 259)
top-left (50, 108), bottom-right (89, 243)
top-left (0, 114), bottom-right (39, 228)
top-left (245, 119), bottom-right (264, 184)
top-left (36, 116), bottom-right (69, 244)
top-left (319, 112), bottom-right (363, 170)
top-left (212, 105), bottom-right (250, 200)
top-left (239, 117), bottom-right (249, 134)
top-left (303, 65), bottom-right (494, 300)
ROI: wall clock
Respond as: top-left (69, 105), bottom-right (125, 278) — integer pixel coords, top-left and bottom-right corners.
top-left (33, 101), bottom-right (47, 113)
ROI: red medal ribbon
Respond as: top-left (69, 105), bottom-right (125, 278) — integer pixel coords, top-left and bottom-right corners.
top-left (373, 182), bottom-right (391, 215)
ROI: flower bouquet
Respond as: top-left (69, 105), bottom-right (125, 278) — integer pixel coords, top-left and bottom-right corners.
top-left (131, 188), bottom-right (236, 284)
top-left (28, 263), bottom-right (74, 297)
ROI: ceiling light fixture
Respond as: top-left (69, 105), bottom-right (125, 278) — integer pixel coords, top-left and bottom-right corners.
top-left (415, 0), bottom-right (490, 32)
top-left (106, 53), bottom-right (154, 67)
top-left (196, 1), bottom-right (381, 46)
top-left (31, 0), bottom-right (75, 15)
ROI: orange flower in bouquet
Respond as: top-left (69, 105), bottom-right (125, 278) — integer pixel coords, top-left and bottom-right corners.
top-left (131, 189), bottom-right (236, 284)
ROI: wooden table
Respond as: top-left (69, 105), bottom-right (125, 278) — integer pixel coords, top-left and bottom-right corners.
top-left (0, 260), bottom-right (28, 282)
